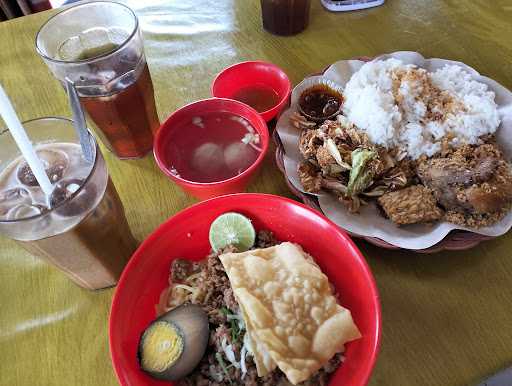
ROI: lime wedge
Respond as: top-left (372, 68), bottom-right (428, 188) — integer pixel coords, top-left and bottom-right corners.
top-left (209, 212), bottom-right (256, 253)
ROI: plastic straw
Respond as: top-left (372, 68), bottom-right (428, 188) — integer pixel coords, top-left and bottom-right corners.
top-left (0, 85), bottom-right (54, 196)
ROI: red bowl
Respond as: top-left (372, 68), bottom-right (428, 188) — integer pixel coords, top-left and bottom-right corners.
top-left (109, 193), bottom-right (381, 386)
top-left (211, 61), bottom-right (292, 122)
top-left (154, 98), bottom-right (269, 200)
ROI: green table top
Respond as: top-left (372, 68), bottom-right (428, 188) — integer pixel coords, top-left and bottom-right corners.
top-left (1, 0), bottom-right (512, 385)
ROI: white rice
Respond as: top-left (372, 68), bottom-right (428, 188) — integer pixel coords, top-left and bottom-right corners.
top-left (343, 58), bottom-right (501, 159)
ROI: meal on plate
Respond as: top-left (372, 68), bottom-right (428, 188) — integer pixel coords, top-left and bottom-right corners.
top-left (292, 58), bottom-right (512, 228)
top-left (137, 213), bottom-right (361, 385)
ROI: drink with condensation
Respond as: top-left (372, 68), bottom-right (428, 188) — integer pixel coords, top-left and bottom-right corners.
top-left (0, 118), bottom-right (137, 290)
top-left (35, 1), bottom-right (160, 159)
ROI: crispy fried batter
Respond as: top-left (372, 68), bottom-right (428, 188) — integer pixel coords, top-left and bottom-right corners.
top-left (417, 143), bottom-right (512, 226)
top-left (316, 146), bottom-right (336, 168)
top-left (289, 91), bottom-right (511, 228)
top-left (290, 111), bottom-right (317, 130)
top-left (299, 129), bottom-right (324, 160)
top-left (444, 207), bottom-right (510, 228)
top-left (466, 184), bottom-right (512, 213)
top-left (378, 185), bottom-right (444, 225)
top-left (293, 112), bottom-right (414, 213)
top-left (393, 158), bottom-right (417, 180)
top-left (392, 68), bottom-right (465, 122)
top-left (333, 118), bottom-right (372, 149)
top-left (298, 162), bottom-right (322, 193)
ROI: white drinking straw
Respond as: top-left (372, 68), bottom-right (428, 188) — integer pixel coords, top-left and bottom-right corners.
top-left (0, 85), bottom-right (54, 196)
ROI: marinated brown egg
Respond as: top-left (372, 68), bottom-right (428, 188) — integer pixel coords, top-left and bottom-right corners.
top-left (138, 304), bottom-right (209, 381)
top-left (298, 84), bottom-right (343, 122)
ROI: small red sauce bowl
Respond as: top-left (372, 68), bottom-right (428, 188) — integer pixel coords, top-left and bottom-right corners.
top-left (154, 98), bottom-right (269, 200)
top-left (211, 61), bottom-right (292, 122)
top-left (109, 193), bottom-right (381, 386)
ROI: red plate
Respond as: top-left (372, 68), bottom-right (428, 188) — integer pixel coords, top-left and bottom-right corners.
top-left (109, 193), bottom-right (381, 386)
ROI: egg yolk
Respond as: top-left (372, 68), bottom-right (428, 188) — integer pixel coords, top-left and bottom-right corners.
top-left (141, 321), bottom-right (184, 372)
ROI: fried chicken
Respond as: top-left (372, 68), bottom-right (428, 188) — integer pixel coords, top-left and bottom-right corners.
top-left (378, 185), bottom-right (444, 225)
top-left (298, 162), bottom-right (322, 193)
top-left (417, 143), bottom-right (512, 222)
top-left (299, 129), bottom-right (324, 161)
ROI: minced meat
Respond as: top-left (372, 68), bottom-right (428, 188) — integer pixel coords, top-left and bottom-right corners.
top-left (176, 232), bottom-right (343, 386)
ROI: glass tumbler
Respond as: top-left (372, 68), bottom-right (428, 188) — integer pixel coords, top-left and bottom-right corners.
top-left (35, 1), bottom-right (160, 159)
top-left (0, 117), bottom-right (138, 290)
top-left (260, 0), bottom-right (312, 36)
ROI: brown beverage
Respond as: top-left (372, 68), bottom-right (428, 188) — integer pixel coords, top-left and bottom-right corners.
top-left (36, 1), bottom-right (161, 159)
top-left (0, 142), bottom-right (137, 290)
top-left (19, 179), bottom-right (136, 290)
top-left (80, 63), bottom-right (160, 159)
top-left (260, 0), bottom-right (311, 36)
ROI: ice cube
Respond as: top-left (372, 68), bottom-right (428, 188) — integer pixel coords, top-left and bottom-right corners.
top-left (57, 26), bottom-right (125, 62)
top-left (17, 164), bottom-right (39, 187)
top-left (39, 149), bottom-right (68, 169)
top-left (57, 35), bottom-right (83, 61)
top-left (6, 204), bottom-right (45, 220)
top-left (17, 149), bottom-right (68, 186)
top-left (0, 187), bottom-right (31, 217)
top-left (50, 178), bottom-right (96, 217)
top-left (46, 163), bottom-right (67, 183)
top-left (108, 27), bottom-right (130, 46)
top-left (83, 27), bottom-right (114, 49)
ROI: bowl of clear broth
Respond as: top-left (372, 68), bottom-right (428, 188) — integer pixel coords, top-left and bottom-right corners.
top-left (154, 98), bottom-right (269, 200)
top-left (211, 61), bottom-right (292, 122)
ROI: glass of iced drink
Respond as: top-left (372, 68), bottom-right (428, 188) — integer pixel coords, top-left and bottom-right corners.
top-left (35, 1), bottom-right (160, 159)
top-left (0, 117), bottom-right (138, 290)
top-left (260, 0), bottom-right (311, 36)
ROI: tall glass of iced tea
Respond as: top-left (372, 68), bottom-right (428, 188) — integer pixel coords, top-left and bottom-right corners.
top-left (35, 1), bottom-right (160, 159)
top-left (0, 117), bottom-right (138, 290)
